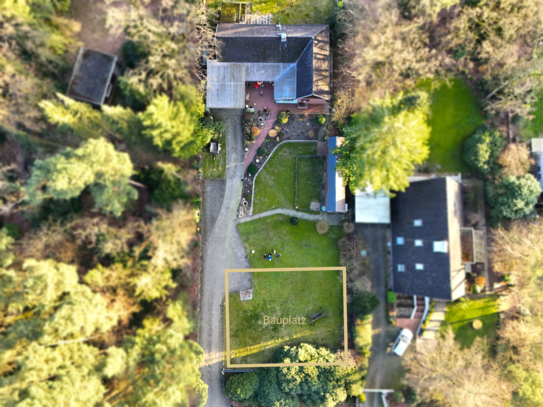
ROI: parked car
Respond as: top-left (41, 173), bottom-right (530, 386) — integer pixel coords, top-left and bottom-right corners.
top-left (391, 328), bottom-right (413, 357)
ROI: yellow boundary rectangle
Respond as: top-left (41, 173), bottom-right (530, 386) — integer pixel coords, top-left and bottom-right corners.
top-left (225, 267), bottom-right (348, 367)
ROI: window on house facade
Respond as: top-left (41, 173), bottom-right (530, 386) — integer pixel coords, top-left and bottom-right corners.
top-left (415, 239), bottom-right (423, 247)
top-left (414, 219), bottom-right (423, 226)
top-left (396, 237), bottom-right (404, 245)
top-left (398, 264), bottom-right (405, 272)
top-left (415, 263), bottom-right (424, 270)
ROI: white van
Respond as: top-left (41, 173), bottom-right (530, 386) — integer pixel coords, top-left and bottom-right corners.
top-left (391, 328), bottom-right (413, 357)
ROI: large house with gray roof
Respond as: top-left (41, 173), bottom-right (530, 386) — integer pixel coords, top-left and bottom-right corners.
top-left (206, 23), bottom-right (330, 109)
top-left (391, 177), bottom-right (470, 301)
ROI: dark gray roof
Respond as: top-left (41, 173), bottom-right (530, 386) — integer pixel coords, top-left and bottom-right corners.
top-left (296, 41), bottom-right (313, 98)
top-left (67, 48), bottom-right (116, 106)
top-left (218, 36), bottom-right (310, 63)
top-left (214, 24), bottom-right (330, 100)
top-left (390, 178), bottom-right (460, 300)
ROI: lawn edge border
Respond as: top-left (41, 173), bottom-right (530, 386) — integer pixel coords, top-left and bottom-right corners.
top-left (249, 140), bottom-right (318, 216)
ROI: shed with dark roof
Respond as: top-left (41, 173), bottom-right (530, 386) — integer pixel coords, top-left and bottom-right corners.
top-left (67, 48), bottom-right (117, 106)
top-left (390, 177), bottom-right (467, 300)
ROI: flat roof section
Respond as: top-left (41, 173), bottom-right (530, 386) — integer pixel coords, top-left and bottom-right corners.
top-left (206, 61), bottom-right (246, 108)
top-left (67, 48), bottom-right (117, 106)
top-left (355, 188), bottom-right (390, 224)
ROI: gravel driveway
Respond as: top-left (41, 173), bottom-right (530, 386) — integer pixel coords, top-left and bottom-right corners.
top-left (198, 109), bottom-right (251, 407)
top-left (357, 224), bottom-right (403, 407)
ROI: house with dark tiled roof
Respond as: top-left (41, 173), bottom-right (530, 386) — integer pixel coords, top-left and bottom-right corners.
top-left (391, 177), bottom-right (472, 301)
top-left (206, 24), bottom-right (330, 109)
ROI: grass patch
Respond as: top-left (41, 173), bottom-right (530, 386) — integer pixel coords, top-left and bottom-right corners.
top-left (228, 269), bottom-right (343, 364)
top-left (521, 85), bottom-right (543, 140)
top-left (203, 137), bottom-right (226, 179)
top-left (253, 142), bottom-right (317, 214)
top-left (209, 0), bottom-right (335, 24)
top-left (234, 214), bottom-right (345, 363)
top-left (441, 295), bottom-right (499, 349)
top-left (418, 78), bottom-right (485, 173)
top-left (296, 156), bottom-right (324, 210)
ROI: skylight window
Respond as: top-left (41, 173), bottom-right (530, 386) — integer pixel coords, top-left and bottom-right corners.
top-left (433, 241), bottom-right (449, 253)
top-left (398, 264), bottom-right (405, 272)
top-left (415, 263), bottom-right (424, 270)
top-left (396, 237), bottom-right (404, 245)
top-left (414, 219), bottom-right (423, 227)
top-left (415, 239), bottom-right (423, 247)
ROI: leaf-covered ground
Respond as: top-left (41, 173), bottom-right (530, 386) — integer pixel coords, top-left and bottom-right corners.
top-left (233, 214), bottom-right (345, 363)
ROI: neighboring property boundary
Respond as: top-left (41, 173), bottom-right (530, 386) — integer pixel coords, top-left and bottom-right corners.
top-left (249, 140), bottom-right (317, 216)
top-left (225, 267), bottom-right (348, 368)
top-left (295, 155), bottom-right (325, 211)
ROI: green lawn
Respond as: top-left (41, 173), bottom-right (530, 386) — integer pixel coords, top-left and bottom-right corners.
top-left (228, 269), bottom-right (343, 363)
top-left (253, 142), bottom-right (317, 214)
top-left (441, 295), bottom-right (499, 349)
top-left (296, 156), bottom-right (324, 210)
top-left (233, 214), bottom-right (345, 363)
top-left (209, 0), bottom-right (335, 24)
top-left (203, 137), bottom-right (226, 179)
top-left (419, 78), bottom-right (485, 173)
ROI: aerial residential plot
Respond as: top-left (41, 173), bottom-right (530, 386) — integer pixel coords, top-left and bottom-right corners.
top-left (225, 267), bottom-right (347, 367)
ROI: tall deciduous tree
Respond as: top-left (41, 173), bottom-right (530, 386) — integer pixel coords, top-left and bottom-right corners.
top-left (105, 0), bottom-right (215, 100)
top-left (355, 6), bottom-right (445, 93)
top-left (497, 143), bottom-right (533, 177)
top-left (24, 138), bottom-right (137, 216)
top-left (335, 91), bottom-right (430, 193)
top-left (139, 85), bottom-right (210, 158)
top-left (403, 328), bottom-right (511, 406)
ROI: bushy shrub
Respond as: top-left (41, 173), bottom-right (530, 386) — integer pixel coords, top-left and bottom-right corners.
top-left (387, 291), bottom-right (397, 303)
top-left (475, 276), bottom-right (486, 287)
top-left (251, 126), bottom-right (260, 136)
top-left (225, 372), bottom-right (259, 403)
top-left (315, 115), bottom-right (326, 125)
top-left (278, 111), bottom-right (288, 124)
top-left (394, 390), bottom-right (405, 403)
top-left (463, 125), bottom-right (506, 175)
top-left (316, 221), bottom-right (329, 234)
top-left (2, 223), bottom-right (20, 240)
top-left (246, 132), bottom-right (255, 141)
top-left (247, 163), bottom-right (258, 175)
top-left (486, 174), bottom-right (541, 223)
top-left (471, 284), bottom-right (481, 294)
top-left (501, 274), bottom-right (511, 283)
top-left (352, 291), bottom-right (380, 318)
top-left (512, 114), bottom-right (526, 127)
top-left (343, 222), bottom-right (354, 233)
top-left (354, 318), bottom-right (372, 358)
top-left (290, 217), bottom-right (298, 225)
top-left (405, 387), bottom-right (418, 404)
top-left (257, 146), bottom-right (267, 156)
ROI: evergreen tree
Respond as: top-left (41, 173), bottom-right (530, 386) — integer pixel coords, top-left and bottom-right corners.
top-left (139, 85), bottom-right (210, 158)
top-left (463, 125), bottom-right (506, 176)
top-left (24, 138), bottom-right (137, 216)
top-left (225, 372), bottom-right (259, 404)
top-left (336, 91), bottom-right (431, 193)
top-left (486, 174), bottom-right (541, 222)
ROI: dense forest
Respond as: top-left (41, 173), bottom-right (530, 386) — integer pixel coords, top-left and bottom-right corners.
top-left (0, 0), bottom-right (217, 405)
